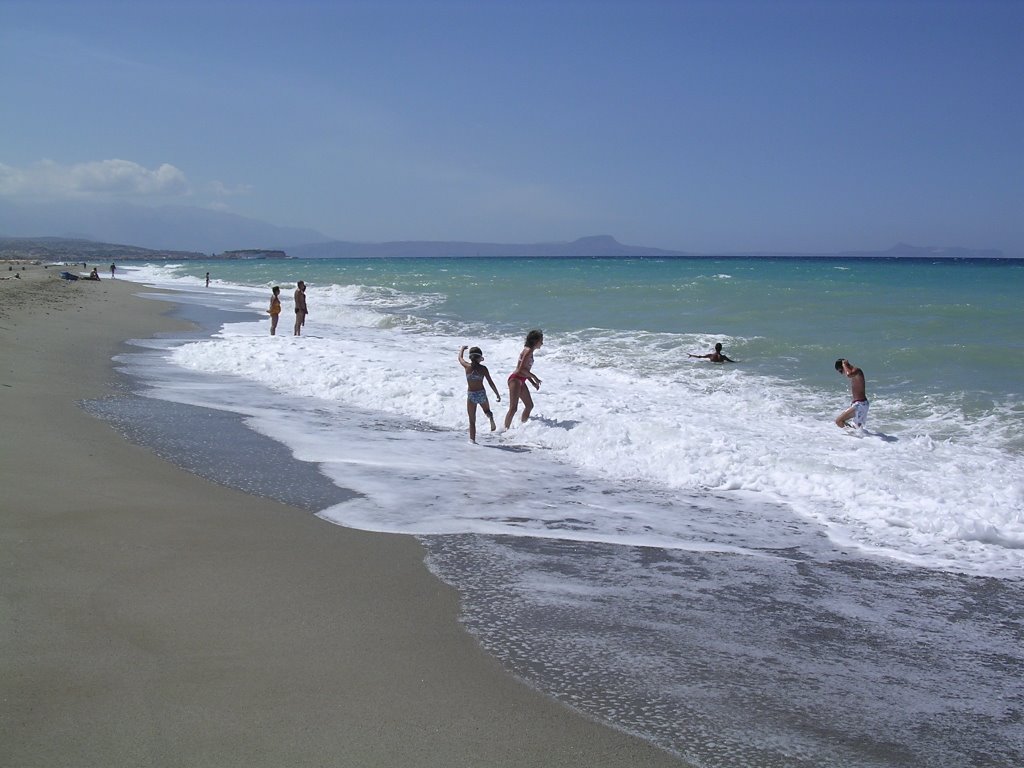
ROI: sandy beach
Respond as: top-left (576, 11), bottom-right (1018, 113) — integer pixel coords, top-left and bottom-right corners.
top-left (0, 264), bottom-right (687, 767)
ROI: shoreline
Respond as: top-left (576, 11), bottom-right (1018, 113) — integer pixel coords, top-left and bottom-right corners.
top-left (1, 265), bottom-right (687, 766)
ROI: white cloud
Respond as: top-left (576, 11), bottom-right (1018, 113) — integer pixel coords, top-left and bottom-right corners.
top-left (0, 159), bottom-right (190, 199)
top-left (209, 179), bottom-right (253, 198)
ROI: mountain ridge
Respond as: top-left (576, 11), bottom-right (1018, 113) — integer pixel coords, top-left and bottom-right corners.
top-left (0, 199), bottom-right (1006, 260)
top-left (286, 234), bottom-right (689, 259)
top-left (0, 198), bottom-right (330, 253)
top-left (1, 234), bottom-right (1008, 264)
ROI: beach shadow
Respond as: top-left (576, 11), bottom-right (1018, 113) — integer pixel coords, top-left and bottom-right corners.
top-left (531, 416), bottom-right (581, 430)
top-left (854, 429), bottom-right (899, 443)
top-left (481, 442), bottom-right (533, 453)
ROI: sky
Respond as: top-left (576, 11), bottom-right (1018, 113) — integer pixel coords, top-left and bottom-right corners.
top-left (1, 0), bottom-right (1021, 255)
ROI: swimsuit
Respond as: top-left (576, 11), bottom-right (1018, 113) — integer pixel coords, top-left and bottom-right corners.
top-left (509, 349), bottom-right (534, 383)
top-left (466, 370), bottom-right (485, 382)
top-left (852, 399), bottom-right (869, 427)
top-left (467, 390), bottom-right (488, 405)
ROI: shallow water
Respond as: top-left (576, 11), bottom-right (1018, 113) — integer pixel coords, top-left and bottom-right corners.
top-left (424, 536), bottom-right (1023, 767)
top-left (108, 257), bottom-right (1024, 765)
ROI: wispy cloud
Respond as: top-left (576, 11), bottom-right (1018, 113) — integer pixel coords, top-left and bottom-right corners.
top-left (209, 180), bottom-right (253, 198)
top-left (0, 159), bottom-right (190, 200)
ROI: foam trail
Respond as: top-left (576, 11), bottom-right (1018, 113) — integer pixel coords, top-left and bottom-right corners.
top-left (122, 263), bottom-right (1024, 578)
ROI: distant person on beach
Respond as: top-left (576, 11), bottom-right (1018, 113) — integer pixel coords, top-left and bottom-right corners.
top-left (834, 358), bottom-right (869, 428)
top-left (459, 345), bottom-right (501, 443)
top-left (688, 343), bottom-right (735, 363)
top-left (205, 272), bottom-right (210, 287)
top-left (109, 262), bottom-right (116, 279)
top-left (268, 286), bottom-right (282, 335)
top-left (503, 329), bottom-right (543, 430)
top-left (293, 280), bottom-right (307, 336)
top-left (86, 267), bottom-right (100, 281)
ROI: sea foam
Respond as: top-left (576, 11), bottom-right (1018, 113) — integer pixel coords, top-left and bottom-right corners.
top-left (125, 263), bottom-right (1024, 578)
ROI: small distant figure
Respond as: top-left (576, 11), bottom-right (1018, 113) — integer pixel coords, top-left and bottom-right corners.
top-left (835, 358), bottom-right (869, 429)
top-left (205, 272), bottom-right (210, 287)
top-left (688, 342), bottom-right (735, 363)
top-left (293, 280), bottom-right (307, 336)
top-left (268, 286), bottom-right (282, 335)
top-left (86, 267), bottom-right (101, 281)
top-left (504, 329), bottom-right (544, 430)
top-left (459, 345), bottom-right (501, 443)
top-left (109, 262), bottom-right (116, 278)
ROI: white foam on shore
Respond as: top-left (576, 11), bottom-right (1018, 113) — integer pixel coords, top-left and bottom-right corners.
top-left (122, 263), bottom-right (1024, 578)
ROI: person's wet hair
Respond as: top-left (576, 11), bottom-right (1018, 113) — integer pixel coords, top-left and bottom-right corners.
top-left (835, 358), bottom-right (845, 372)
top-left (526, 329), bottom-right (543, 348)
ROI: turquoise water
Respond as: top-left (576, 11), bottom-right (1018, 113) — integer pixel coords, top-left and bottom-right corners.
top-left (167, 255), bottom-right (1024, 397)
top-left (119, 257), bottom-right (1024, 767)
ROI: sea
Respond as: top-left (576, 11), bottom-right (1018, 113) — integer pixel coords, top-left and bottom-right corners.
top-left (104, 256), bottom-right (1022, 767)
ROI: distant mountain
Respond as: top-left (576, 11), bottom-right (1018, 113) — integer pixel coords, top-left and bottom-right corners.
top-left (0, 236), bottom-right (205, 262)
top-left (288, 235), bottom-right (690, 258)
top-left (288, 236), bottom-right (1006, 260)
top-left (0, 197), bottom-right (1005, 260)
top-left (721, 242), bottom-right (1005, 259)
top-left (836, 242), bottom-right (1005, 260)
top-left (0, 199), bottom-right (331, 253)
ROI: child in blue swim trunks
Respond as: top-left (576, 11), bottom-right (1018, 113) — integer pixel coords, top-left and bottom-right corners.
top-left (459, 345), bottom-right (501, 443)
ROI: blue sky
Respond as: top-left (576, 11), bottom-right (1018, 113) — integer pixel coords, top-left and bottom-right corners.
top-left (1, 0), bottom-right (1021, 254)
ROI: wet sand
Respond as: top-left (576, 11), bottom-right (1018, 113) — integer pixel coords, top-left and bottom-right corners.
top-left (0, 264), bottom-right (687, 767)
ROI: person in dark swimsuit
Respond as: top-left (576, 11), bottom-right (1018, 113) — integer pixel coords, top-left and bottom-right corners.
top-left (459, 345), bottom-right (501, 443)
top-left (293, 280), bottom-right (307, 336)
top-left (503, 329), bottom-right (543, 430)
top-left (688, 342), bottom-right (736, 363)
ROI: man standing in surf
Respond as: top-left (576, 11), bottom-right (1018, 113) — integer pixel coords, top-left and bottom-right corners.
top-left (293, 280), bottom-right (307, 336)
top-left (835, 358), bottom-right (869, 428)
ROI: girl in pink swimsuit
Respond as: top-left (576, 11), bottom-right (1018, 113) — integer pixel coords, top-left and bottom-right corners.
top-left (503, 329), bottom-right (544, 430)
